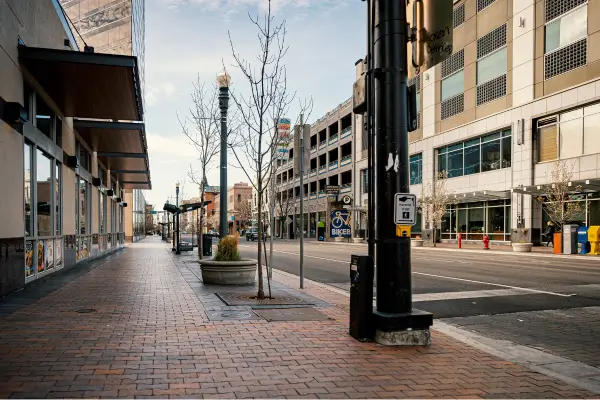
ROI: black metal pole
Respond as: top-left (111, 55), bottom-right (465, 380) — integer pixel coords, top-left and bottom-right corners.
top-left (219, 87), bottom-right (229, 239)
top-left (374, 0), bottom-right (411, 314)
top-left (366, 0), bottom-right (375, 259)
top-left (176, 186), bottom-right (180, 254)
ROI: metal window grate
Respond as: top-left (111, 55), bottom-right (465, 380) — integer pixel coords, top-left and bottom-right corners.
top-left (441, 49), bottom-right (465, 78)
top-left (441, 93), bottom-right (465, 120)
top-left (408, 75), bottom-right (421, 93)
top-left (477, 24), bottom-right (507, 59)
top-left (477, 0), bottom-right (495, 12)
top-left (453, 3), bottom-right (465, 28)
top-left (545, 0), bottom-right (587, 22)
top-left (476, 74), bottom-right (506, 106)
top-left (416, 112), bottom-right (421, 129)
top-left (544, 38), bottom-right (587, 79)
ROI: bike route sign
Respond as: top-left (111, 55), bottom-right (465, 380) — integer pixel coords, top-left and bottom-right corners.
top-left (330, 209), bottom-right (351, 238)
top-left (394, 193), bottom-right (417, 225)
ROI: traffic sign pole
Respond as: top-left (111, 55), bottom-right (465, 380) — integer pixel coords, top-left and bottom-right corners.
top-left (370, 0), bottom-right (432, 343)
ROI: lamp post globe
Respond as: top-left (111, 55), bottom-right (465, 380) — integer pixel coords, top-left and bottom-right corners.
top-left (217, 70), bottom-right (231, 238)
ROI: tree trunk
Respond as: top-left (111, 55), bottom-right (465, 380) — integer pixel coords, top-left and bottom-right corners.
top-left (198, 190), bottom-right (205, 260)
top-left (257, 182), bottom-right (265, 299)
top-left (432, 225), bottom-right (437, 248)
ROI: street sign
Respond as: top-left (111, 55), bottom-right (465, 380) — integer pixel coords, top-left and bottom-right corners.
top-left (149, 210), bottom-right (157, 214)
top-left (325, 185), bottom-right (340, 195)
top-left (419, 0), bottom-right (454, 70)
top-left (393, 193), bottom-right (417, 225)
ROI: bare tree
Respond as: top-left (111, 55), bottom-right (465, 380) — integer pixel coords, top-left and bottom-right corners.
top-left (275, 191), bottom-right (293, 238)
top-left (179, 79), bottom-right (223, 259)
top-left (227, 0), bottom-right (297, 299)
top-left (420, 171), bottom-right (453, 247)
top-left (536, 160), bottom-right (583, 229)
top-left (235, 193), bottom-right (253, 230)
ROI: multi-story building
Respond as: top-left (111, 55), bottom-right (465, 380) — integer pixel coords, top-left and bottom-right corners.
top-left (273, 99), bottom-right (355, 239)
top-left (61, 0), bottom-right (149, 243)
top-left (214, 182), bottom-right (253, 234)
top-left (0, 0), bottom-right (150, 297)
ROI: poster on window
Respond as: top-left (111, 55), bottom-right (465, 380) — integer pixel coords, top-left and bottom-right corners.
top-left (99, 235), bottom-right (105, 252)
top-left (55, 239), bottom-right (62, 268)
top-left (37, 241), bottom-right (45, 273)
top-left (45, 239), bottom-right (54, 270)
top-left (91, 234), bottom-right (99, 257)
top-left (25, 241), bottom-right (34, 277)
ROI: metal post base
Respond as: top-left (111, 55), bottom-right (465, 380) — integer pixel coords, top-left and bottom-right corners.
top-left (372, 309), bottom-right (433, 346)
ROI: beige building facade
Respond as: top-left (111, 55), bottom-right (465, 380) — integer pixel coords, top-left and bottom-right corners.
top-left (0, 0), bottom-right (149, 297)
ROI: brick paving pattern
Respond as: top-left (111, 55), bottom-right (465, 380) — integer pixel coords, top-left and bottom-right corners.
top-left (0, 237), bottom-right (594, 398)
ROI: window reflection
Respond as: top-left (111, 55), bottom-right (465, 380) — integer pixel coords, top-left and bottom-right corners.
top-left (37, 149), bottom-right (52, 236)
top-left (24, 144), bottom-right (32, 237)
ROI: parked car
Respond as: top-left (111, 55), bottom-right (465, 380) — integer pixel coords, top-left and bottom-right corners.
top-left (245, 227), bottom-right (267, 241)
top-left (208, 229), bottom-right (218, 237)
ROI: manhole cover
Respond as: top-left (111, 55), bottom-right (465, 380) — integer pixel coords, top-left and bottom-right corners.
top-left (206, 310), bottom-right (260, 321)
top-left (253, 307), bottom-right (331, 322)
top-left (216, 292), bottom-right (312, 306)
top-left (75, 309), bottom-right (97, 313)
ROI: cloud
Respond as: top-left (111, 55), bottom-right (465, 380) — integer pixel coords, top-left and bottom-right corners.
top-left (159, 0), bottom-right (350, 14)
top-left (145, 82), bottom-right (178, 107)
top-left (147, 132), bottom-right (198, 159)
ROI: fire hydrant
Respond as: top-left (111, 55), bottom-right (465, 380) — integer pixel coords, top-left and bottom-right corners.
top-left (458, 232), bottom-right (462, 249)
top-left (483, 234), bottom-right (490, 250)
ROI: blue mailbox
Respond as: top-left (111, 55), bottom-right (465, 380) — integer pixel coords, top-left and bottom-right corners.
top-left (578, 226), bottom-right (590, 255)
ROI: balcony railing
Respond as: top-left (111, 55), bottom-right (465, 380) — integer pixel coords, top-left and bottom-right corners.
top-left (341, 184), bottom-right (352, 193)
top-left (318, 191), bottom-right (326, 198)
top-left (340, 155), bottom-right (352, 166)
top-left (318, 165), bottom-right (327, 173)
top-left (310, 168), bottom-right (317, 177)
top-left (310, 145), bottom-right (317, 153)
top-left (319, 140), bottom-right (327, 149)
top-left (310, 193), bottom-right (317, 199)
top-left (329, 160), bottom-right (339, 170)
top-left (341, 126), bottom-right (352, 138)
top-left (328, 133), bottom-right (338, 144)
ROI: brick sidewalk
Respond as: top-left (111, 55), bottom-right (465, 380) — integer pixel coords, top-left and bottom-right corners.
top-left (0, 237), bottom-right (594, 398)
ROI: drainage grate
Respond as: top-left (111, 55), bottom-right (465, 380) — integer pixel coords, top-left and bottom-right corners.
top-left (216, 292), bottom-right (312, 306)
top-left (206, 310), bottom-right (260, 321)
top-left (75, 308), bottom-right (97, 313)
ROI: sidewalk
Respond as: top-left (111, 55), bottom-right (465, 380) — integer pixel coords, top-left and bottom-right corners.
top-left (0, 237), bottom-right (594, 399)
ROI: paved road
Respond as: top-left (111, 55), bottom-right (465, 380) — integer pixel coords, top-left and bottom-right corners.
top-left (239, 239), bottom-right (600, 368)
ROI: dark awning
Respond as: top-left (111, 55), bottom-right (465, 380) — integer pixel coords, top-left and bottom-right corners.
top-left (18, 45), bottom-right (143, 121)
top-left (74, 119), bottom-right (151, 190)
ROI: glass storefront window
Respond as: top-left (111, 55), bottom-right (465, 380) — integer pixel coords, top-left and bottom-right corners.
top-left (37, 149), bottom-right (52, 237)
top-left (55, 163), bottom-right (61, 235)
top-left (468, 207), bottom-right (484, 240)
top-left (481, 135), bottom-right (501, 172)
top-left (487, 206), bottom-right (505, 239)
top-left (35, 95), bottom-right (54, 140)
top-left (410, 154), bottom-right (422, 185)
top-left (477, 47), bottom-right (507, 85)
top-left (441, 70), bottom-right (464, 101)
top-left (79, 179), bottom-right (87, 234)
top-left (447, 145), bottom-right (463, 178)
top-left (464, 141), bottom-right (481, 175)
top-left (501, 131), bottom-right (512, 168)
top-left (544, 4), bottom-right (587, 53)
top-left (24, 144), bottom-right (32, 237)
top-left (100, 192), bottom-right (105, 234)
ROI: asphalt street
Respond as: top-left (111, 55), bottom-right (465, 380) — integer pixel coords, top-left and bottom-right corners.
top-left (238, 239), bottom-right (600, 368)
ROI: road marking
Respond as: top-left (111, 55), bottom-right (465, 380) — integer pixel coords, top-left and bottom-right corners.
top-left (413, 288), bottom-right (532, 302)
top-left (238, 246), bottom-right (349, 264)
top-left (413, 271), bottom-right (571, 297)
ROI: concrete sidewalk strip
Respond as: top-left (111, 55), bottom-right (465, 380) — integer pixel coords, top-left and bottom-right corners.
top-left (270, 268), bottom-right (600, 396)
top-left (0, 238), bottom-right (594, 399)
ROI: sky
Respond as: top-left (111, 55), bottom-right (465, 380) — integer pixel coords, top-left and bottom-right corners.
top-left (144, 0), bottom-right (366, 207)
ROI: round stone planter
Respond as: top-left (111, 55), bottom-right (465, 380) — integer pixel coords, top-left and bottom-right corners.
top-left (512, 243), bottom-right (533, 253)
top-left (353, 237), bottom-right (365, 243)
top-left (198, 259), bottom-right (257, 285)
top-left (411, 239), bottom-right (424, 247)
top-left (334, 237), bottom-right (344, 243)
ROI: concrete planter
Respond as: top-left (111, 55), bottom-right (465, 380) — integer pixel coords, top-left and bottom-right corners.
top-left (334, 237), bottom-right (344, 243)
top-left (353, 237), bottom-right (365, 243)
top-left (198, 259), bottom-right (257, 285)
top-left (512, 243), bottom-right (533, 252)
top-left (411, 239), bottom-right (424, 247)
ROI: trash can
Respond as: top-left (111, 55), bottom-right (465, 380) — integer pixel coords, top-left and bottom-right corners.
top-left (588, 226), bottom-right (600, 255)
top-left (563, 224), bottom-right (579, 254)
top-left (578, 227), bottom-right (590, 255)
top-left (349, 255), bottom-right (374, 341)
top-left (202, 235), bottom-right (213, 257)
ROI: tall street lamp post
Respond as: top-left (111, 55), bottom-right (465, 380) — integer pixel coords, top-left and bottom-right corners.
top-left (176, 181), bottom-right (180, 254)
top-left (217, 71), bottom-right (231, 239)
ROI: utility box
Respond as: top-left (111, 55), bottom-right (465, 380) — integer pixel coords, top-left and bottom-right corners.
top-left (349, 255), bottom-right (374, 341)
top-left (578, 226), bottom-right (590, 255)
top-left (588, 226), bottom-right (600, 255)
top-left (563, 225), bottom-right (579, 254)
